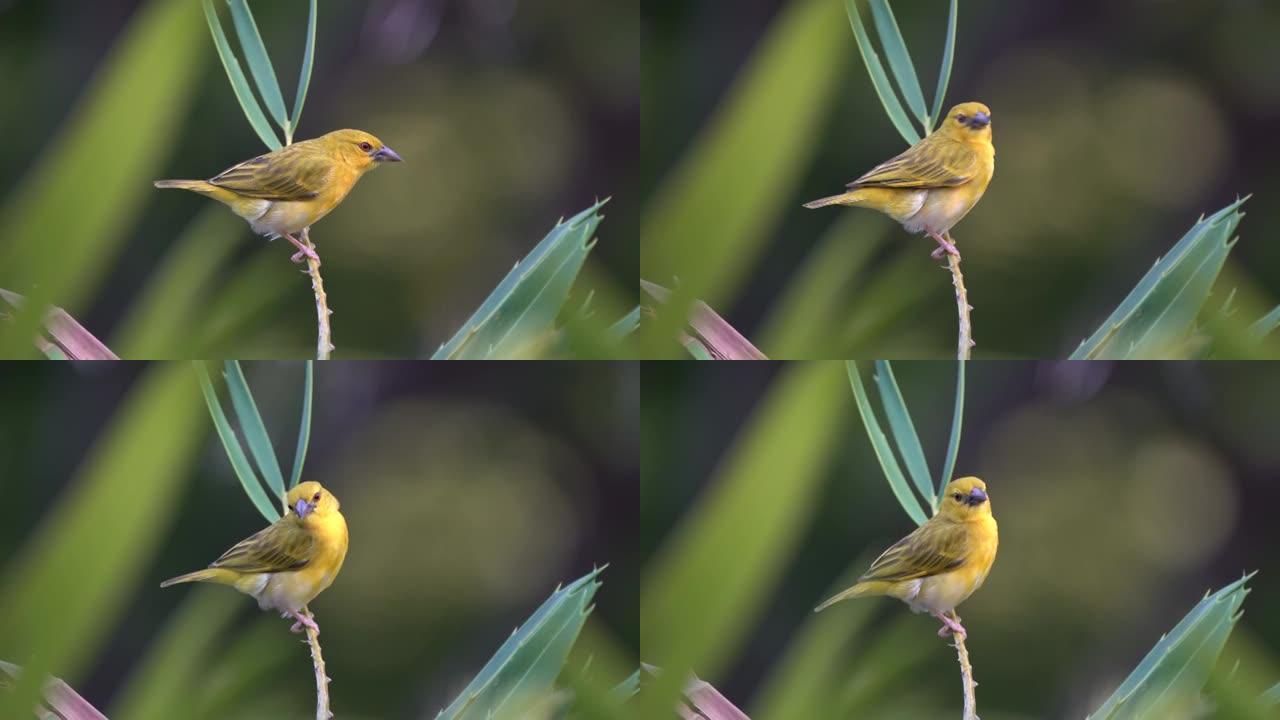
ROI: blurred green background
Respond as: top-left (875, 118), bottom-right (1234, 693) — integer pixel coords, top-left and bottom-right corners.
top-left (641, 0), bottom-right (1280, 358)
top-left (641, 361), bottom-right (1280, 718)
top-left (0, 360), bottom-right (638, 718)
top-left (0, 0), bottom-right (637, 358)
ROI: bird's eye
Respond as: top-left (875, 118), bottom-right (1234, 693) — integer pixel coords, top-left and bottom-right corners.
top-left (953, 492), bottom-right (962, 501)
top-left (312, 491), bottom-right (322, 501)
top-left (359, 142), bottom-right (373, 152)
top-left (955, 114), bottom-right (967, 124)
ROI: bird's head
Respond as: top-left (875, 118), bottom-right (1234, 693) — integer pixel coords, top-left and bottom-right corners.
top-left (286, 481), bottom-right (340, 522)
top-left (326, 129), bottom-right (402, 172)
top-left (938, 102), bottom-right (991, 142)
top-left (938, 476), bottom-right (991, 520)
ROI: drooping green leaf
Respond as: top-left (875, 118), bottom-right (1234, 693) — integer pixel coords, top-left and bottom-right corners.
top-left (201, 0), bottom-right (281, 150)
top-left (843, 0), bottom-right (920, 145)
top-left (873, 361), bottom-right (935, 512)
top-left (435, 568), bottom-right (603, 720)
top-left (194, 363), bottom-right (279, 522)
top-left (289, 361), bottom-right (313, 490)
top-left (938, 359), bottom-right (965, 498)
top-left (222, 361), bottom-right (285, 501)
top-left (290, 0), bottom-right (319, 140)
top-left (868, 1), bottom-right (928, 128)
top-left (432, 201), bottom-right (605, 359)
top-left (846, 362), bottom-right (927, 526)
top-left (929, 0), bottom-right (959, 130)
top-left (226, 0), bottom-right (289, 131)
top-left (1087, 574), bottom-right (1255, 720)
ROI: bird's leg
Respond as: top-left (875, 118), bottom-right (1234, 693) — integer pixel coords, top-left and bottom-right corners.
top-left (285, 609), bottom-right (320, 635)
top-left (282, 232), bottom-right (320, 263)
top-left (933, 610), bottom-right (967, 638)
top-left (928, 231), bottom-right (960, 259)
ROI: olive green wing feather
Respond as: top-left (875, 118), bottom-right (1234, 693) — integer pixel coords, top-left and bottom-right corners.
top-left (858, 519), bottom-right (968, 582)
top-left (848, 136), bottom-right (978, 189)
top-left (209, 141), bottom-right (333, 201)
top-left (208, 520), bottom-right (315, 574)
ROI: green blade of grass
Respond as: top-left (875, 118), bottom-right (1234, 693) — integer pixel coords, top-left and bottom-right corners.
top-left (938, 359), bottom-right (965, 497)
top-left (289, 0), bottom-right (318, 140)
top-left (222, 361), bottom-right (285, 500)
top-left (435, 568), bottom-right (603, 720)
top-left (226, 0), bottom-right (289, 132)
top-left (194, 362), bottom-right (280, 522)
top-left (843, 0), bottom-right (920, 145)
top-left (0, 364), bottom-right (203, 719)
top-left (846, 361), bottom-right (927, 525)
top-left (868, 0), bottom-right (928, 129)
top-left (929, 0), bottom-right (959, 131)
top-left (872, 361), bottom-right (935, 512)
top-left (201, 0), bottom-right (281, 150)
top-left (432, 201), bottom-right (605, 359)
top-left (289, 361), bottom-right (313, 490)
top-left (1087, 574), bottom-right (1254, 719)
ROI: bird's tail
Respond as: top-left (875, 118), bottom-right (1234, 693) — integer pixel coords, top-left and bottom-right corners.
top-left (814, 580), bottom-right (887, 612)
top-left (803, 190), bottom-right (866, 210)
top-left (160, 568), bottom-right (232, 588)
top-left (154, 179), bottom-right (214, 192)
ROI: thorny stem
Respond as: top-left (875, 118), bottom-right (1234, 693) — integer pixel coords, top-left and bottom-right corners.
top-left (952, 629), bottom-right (978, 720)
top-left (945, 233), bottom-right (973, 360)
top-left (301, 228), bottom-right (332, 360)
top-left (301, 607), bottom-right (331, 720)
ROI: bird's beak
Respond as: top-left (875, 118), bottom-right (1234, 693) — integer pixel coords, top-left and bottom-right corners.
top-left (373, 146), bottom-right (403, 162)
top-left (967, 112), bottom-right (990, 129)
top-left (294, 498), bottom-right (315, 518)
top-left (966, 487), bottom-right (988, 506)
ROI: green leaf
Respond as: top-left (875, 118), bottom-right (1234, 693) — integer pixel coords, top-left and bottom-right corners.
top-left (846, 361), bottom-right (927, 525)
top-left (868, 1), bottom-right (928, 128)
top-left (0, 0), bottom-right (205, 357)
top-left (1087, 573), bottom-right (1255, 720)
top-left (435, 568), bottom-right (603, 720)
top-left (226, 0), bottom-right (288, 131)
top-left (432, 201), bottom-right (605, 359)
top-left (201, 0), bottom-right (281, 150)
top-left (872, 361), bottom-right (935, 512)
top-left (1262, 682), bottom-right (1280, 705)
top-left (1247, 305), bottom-right (1280, 340)
top-left (843, 0), bottom-right (920, 145)
top-left (610, 669), bottom-right (641, 701)
top-left (604, 306), bottom-right (641, 345)
top-left (290, 0), bottom-right (318, 140)
top-left (938, 359), bottom-right (965, 498)
top-left (289, 361), bottom-right (313, 490)
top-left (222, 361), bottom-right (285, 501)
top-left (1071, 198), bottom-right (1248, 359)
top-left (929, 0), bottom-right (959, 131)
top-left (194, 362), bottom-right (279, 522)
top-left (0, 364), bottom-right (204, 718)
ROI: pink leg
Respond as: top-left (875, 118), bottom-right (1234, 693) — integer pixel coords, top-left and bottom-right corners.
top-left (928, 231), bottom-right (960, 258)
top-left (282, 232), bottom-right (320, 263)
top-left (933, 610), bottom-right (966, 638)
top-left (285, 609), bottom-right (320, 634)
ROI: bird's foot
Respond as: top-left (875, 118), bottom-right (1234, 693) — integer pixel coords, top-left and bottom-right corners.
top-left (283, 233), bottom-right (320, 264)
top-left (933, 611), bottom-right (967, 639)
top-left (928, 232), bottom-right (960, 259)
top-left (286, 610), bottom-right (320, 635)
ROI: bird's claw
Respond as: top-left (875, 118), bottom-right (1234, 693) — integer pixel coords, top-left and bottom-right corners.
top-left (286, 610), bottom-right (320, 635)
top-left (290, 247), bottom-right (320, 264)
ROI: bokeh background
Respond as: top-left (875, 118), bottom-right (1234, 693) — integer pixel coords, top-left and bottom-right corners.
top-left (0, 360), bottom-right (638, 718)
top-left (642, 0), bottom-right (1280, 358)
top-left (642, 360), bottom-right (1280, 718)
top-left (0, 0), bottom-right (637, 358)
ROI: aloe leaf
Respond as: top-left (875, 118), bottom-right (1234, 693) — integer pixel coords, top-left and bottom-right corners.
top-left (435, 568), bottom-right (603, 720)
top-left (843, 0), bottom-right (920, 145)
top-left (289, 361), bottom-right (313, 490)
top-left (1263, 682), bottom-right (1280, 705)
top-left (604, 306), bottom-right (641, 344)
top-left (682, 676), bottom-right (751, 720)
top-left (1071, 197), bottom-right (1248, 360)
top-left (610, 669), bottom-right (641, 701)
top-left (226, 0), bottom-right (289, 131)
top-left (938, 359), bottom-right (965, 498)
top-left (0, 660), bottom-right (108, 720)
top-left (1247, 305), bottom-right (1280, 340)
top-left (873, 361), bottom-right (935, 511)
top-left (1087, 573), bottom-right (1255, 720)
top-left (432, 201), bottom-right (605, 359)
top-left (868, 1), bottom-right (928, 128)
top-left (194, 363), bottom-right (279, 522)
top-left (0, 288), bottom-right (118, 360)
top-left (929, 0), bottom-right (959, 130)
top-left (642, 280), bottom-right (768, 360)
top-left (201, 0), bottom-right (281, 149)
top-left (290, 0), bottom-right (318, 138)
top-left (846, 361), bottom-right (927, 525)
top-left (222, 361), bottom-right (285, 500)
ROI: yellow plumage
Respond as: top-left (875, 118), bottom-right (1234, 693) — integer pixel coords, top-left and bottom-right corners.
top-left (816, 476), bottom-right (998, 638)
top-left (155, 129), bottom-right (401, 262)
top-left (161, 481), bottom-right (349, 633)
top-left (805, 101), bottom-right (995, 259)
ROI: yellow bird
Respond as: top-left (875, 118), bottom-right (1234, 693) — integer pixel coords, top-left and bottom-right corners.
top-left (815, 477), bottom-right (998, 638)
top-left (804, 101), bottom-right (995, 259)
top-left (160, 481), bottom-right (349, 634)
top-left (155, 129), bottom-right (402, 263)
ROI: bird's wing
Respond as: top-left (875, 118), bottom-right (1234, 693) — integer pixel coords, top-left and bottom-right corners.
top-left (847, 137), bottom-right (978, 189)
top-left (209, 141), bottom-right (333, 201)
top-left (858, 519), bottom-right (969, 582)
top-left (208, 520), bottom-right (316, 574)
